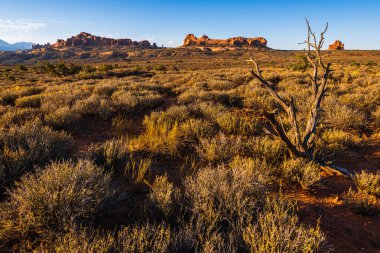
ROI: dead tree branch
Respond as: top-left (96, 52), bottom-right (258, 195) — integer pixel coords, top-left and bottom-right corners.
top-left (247, 19), bottom-right (350, 176)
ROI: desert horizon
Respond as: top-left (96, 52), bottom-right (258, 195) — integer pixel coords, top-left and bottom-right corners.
top-left (1, 1), bottom-right (380, 253)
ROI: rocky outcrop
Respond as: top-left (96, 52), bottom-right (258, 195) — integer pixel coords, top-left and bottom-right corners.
top-left (328, 40), bottom-right (344, 50)
top-left (49, 32), bottom-right (153, 48)
top-left (183, 34), bottom-right (267, 48)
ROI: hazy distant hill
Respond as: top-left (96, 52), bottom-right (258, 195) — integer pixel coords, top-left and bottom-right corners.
top-left (0, 39), bottom-right (34, 51)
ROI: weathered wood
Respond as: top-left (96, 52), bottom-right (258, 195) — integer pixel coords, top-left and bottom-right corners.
top-left (248, 19), bottom-right (352, 176)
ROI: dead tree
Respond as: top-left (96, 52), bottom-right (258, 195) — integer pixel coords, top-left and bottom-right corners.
top-left (247, 19), bottom-right (350, 176)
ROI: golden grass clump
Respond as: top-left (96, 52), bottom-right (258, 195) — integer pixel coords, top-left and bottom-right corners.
top-left (243, 197), bottom-right (327, 253)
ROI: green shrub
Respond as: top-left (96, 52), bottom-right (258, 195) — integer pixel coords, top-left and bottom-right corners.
top-left (0, 160), bottom-right (114, 246)
top-left (34, 61), bottom-right (82, 77)
top-left (290, 54), bottom-right (309, 72)
top-left (97, 64), bottom-right (113, 73)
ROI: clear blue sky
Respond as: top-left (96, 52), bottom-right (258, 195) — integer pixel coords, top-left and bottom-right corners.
top-left (0, 0), bottom-right (379, 49)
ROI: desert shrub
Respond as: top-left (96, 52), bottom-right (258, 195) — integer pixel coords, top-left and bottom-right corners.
top-left (44, 106), bottom-right (81, 129)
top-left (87, 138), bottom-right (130, 170)
top-left (116, 223), bottom-right (171, 253)
top-left (0, 107), bottom-right (38, 127)
top-left (373, 106), bottom-right (380, 127)
top-left (182, 162), bottom-right (268, 249)
top-left (131, 103), bottom-right (225, 156)
top-left (81, 65), bottom-right (97, 74)
top-left (317, 129), bottom-right (360, 160)
top-left (245, 136), bottom-right (287, 166)
top-left (154, 64), bottom-right (167, 71)
top-left (97, 64), bottom-right (113, 73)
top-left (197, 133), bottom-right (243, 164)
top-left (73, 94), bottom-right (113, 119)
top-left (15, 94), bottom-right (43, 108)
top-left (354, 171), bottom-right (380, 197)
top-left (38, 227), bottom-right (115, 253)
top-left (282, 158), bottom-right (321, 189)
top-left (16, 64), bottom-right (27, 71)
top-left (216, 112), bottom-right (260, 136)
top-left (41, 85), bottom-right (92, 113)
top-left (111, 90), bottom-right (164, 115)
top-left (179, 118), bottom-right (218, 145)
top-left (343, 171), bottom-right (380, 215)
top-left (87, 139), bottom-right (151, 184)
top-left (193, 101), bottom-right (229, 120)
top-left (150, 175), bottom-right (175, 216)
top-left (0, 120), bottom-right (73, 190)
top-left (93, 82), bottom-right (118, 97)
top-left (290, 54), bottom-right (310, 71)
top-left (351, 61), bottom-right (361, 67)
top-left (229, 156), bottom-right (272, 186)
top-left (342, 188), bottom-right (379, 215)
top-left (178, 89), bottom-right (242, 107)
top-left (0, 160), bottom-right (114, 246)
top-left (243, 197), bottom-right (326, 253)
top-left (323, 96), bottom-right (367, 131)
top-left (34, 61), bottom-right (82, 77)
top-left (170, 223), bottom-right (198, 252)
top-left (0, 86), bottom-right (44, 105)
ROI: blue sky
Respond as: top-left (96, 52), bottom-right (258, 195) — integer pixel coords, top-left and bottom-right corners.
top-left (0, 0), bottom-right (379, 49)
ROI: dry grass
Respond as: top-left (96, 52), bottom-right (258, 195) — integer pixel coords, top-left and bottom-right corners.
top-left (0, 160), bottom-right (114, 247)
top-left (243, 197), bottom-right (327, 252)
top-left (0, 50), bottom-right (378, 251)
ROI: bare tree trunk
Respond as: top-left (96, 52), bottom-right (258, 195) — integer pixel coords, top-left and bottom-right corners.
top-left (247, 19), bottom-right (352, 176)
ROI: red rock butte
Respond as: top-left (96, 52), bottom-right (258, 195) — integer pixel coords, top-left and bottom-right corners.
top-left (183, 34), bottom-right (267, 48)
top-left (33, 32), bottom-right (155, 49)
top-left (328, 40), bottom-right (345, 50)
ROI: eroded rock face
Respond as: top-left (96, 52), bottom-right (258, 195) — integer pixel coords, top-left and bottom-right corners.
top-left (328, 40), bottom-right (344, 50)
top-left (50, 32), bottom-right (151, 48)
top-left (183, 34), bottom-right (267, 47)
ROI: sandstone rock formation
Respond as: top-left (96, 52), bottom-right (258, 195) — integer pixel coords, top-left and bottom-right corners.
top-left (183, 34), bottom-right (267, 48)
top-left (328, 40), bottom-right (344, 50)
top-left (44, 32), bottom-right (153, 48)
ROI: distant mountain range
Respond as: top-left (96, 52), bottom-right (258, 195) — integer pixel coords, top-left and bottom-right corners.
top-left (0, 39), bottom-right (34, 51)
